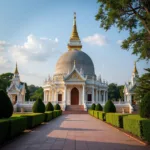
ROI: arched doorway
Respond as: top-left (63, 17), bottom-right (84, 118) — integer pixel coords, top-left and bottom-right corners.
top-left (71, 87), bottom-right (79, 105)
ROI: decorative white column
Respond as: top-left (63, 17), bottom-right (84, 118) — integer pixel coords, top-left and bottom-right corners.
top-left (52, 90), bottom-right (53, 102)
top-left (82, 84), bottom-right (85, 104)
top-left (104, 91), bottom-right (106, 104)
top-left (96, 89), bottom-right (98, 103)
top-left (64, 85), bottom-right (67, 103)
top-left (99, 90), bottom-right (101, 103)
top-left (92, 87), bottom-right (95, 103)
top-left (48, 91), bottom-right (50, 102)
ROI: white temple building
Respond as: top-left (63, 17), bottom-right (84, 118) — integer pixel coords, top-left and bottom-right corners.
top-left (7, 63), bottom-right (26, 105)
top-left (123, 62), bottom-right (139, 105)
top-left (43, 13), bottom-right (108, 111)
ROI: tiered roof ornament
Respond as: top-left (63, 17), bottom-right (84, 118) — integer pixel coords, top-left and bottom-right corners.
top-left (68, 12), bottom-right (82, 51)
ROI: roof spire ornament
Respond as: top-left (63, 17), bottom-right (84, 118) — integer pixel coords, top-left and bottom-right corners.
top-left (68, 12), bottom-right (82, 51)
top-left (133, 61), bottom-right (138, 74)
top-left (14, 62), bottom-right (19, 74)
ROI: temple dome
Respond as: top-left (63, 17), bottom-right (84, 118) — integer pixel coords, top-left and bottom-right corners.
top-left (55, 49), bottom-right (95, 76)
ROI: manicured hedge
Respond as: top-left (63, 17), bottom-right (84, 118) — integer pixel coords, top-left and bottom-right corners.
top-left (123, 115), bottom-right (150, 142)
top-left (94, 111), bottom-right (99, 119)
top-left (0, 117), bottom-right (27, 145)
top-left (88, 110), bottom-right (105, 121)
top-left (0, 119), bottom-right (9, 144)
top-left (52, 110), bottom-right (62, 118)
top-left (9, 117), bottom-right (27, 138)
top-left (19, 113), bottom-right (45, 129)
top-left (141, 120), bottom-right (150, 142)
top-left (88, 110), bottom-right (94, 116)
top-left (98, 112), bottom-right (106, 121)
top-left (44, 111), bottom-right (53, 122)
top-left (106, 113), bottom-right (128, 128)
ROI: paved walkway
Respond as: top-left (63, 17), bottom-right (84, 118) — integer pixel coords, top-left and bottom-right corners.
top-left (1, 114), bottom-right (150, 150)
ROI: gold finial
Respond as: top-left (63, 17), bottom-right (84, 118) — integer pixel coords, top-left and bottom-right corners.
top-left (68, 12), bottom-right (82, 51)
top-left (70, 12), bottom-right (80, 41)
top-left (14, 62), bottom-right (19, 74)
top-left (133, 62), bottom-right (138, 74)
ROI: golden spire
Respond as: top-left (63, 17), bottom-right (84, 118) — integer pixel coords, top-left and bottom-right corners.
top-left (133, 62), bottom-right (138, 74)
top-left (68, 12), bottom-right (82, 51)
top-left (70, 12), bottom-right (80, 41)
top-left (14, 62), bottom-right (19, 74)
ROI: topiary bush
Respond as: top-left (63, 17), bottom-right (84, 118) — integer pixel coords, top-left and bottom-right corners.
top-left (90, 103), bottom-right (96, 110)
top-left (32, 98), bottom-right (45, 113)
top-left (0, 90), bottom-right (13, 119)
top-left (45, 102), bottom-right (54, 111)
top-left (54, 104), bottom-right (61, 110)
top-left (140, 92), bottom-right (150, 118)
top-left (104, 100), bottom-right (116, 113)
top-left (95, 103), bottom-right (103, 111)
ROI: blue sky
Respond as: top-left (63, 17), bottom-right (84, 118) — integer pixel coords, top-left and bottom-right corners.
top-left (0, 0), bottom-right (149, 86)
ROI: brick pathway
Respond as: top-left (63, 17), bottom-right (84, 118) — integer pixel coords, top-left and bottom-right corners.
top-left (1, 114), bottom-right (150, 150)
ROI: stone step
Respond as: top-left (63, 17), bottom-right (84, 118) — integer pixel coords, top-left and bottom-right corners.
top-left (63, 111), bottom-right (88, 114)
top-left (66, 105), bottom-right (84, 111)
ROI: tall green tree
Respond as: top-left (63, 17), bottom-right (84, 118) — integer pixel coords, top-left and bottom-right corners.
top-left (25, 83), bottom-right (30, 101)
top-left (0, 73), bottom-right (13, 91)
top-left (108, 83), bottom-right (119, 101)
top-left (135, 68), bottom-right (150, 100)
top-left (96, 0), bottom-right (150, 60)
top-left (118, 85), bottom-right (124, 100)
top-left (30, 87), bottom-right (43, 101)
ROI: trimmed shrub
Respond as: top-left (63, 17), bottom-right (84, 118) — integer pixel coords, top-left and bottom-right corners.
top-left (106, 113), bottom-right (128, 128)
top-left (95, 103), bottom-right (103, 111)
top-left (54, 104), bottom-right (61, 110)
top-left (46, 102), bottom-right (54, 111)
top-left (0, 90), bottom-right (13, 119)
top-left (88, 109), bottom-right (94, 116)
top-left (0, 119), bottom-right (9, 144)
top-left (104, 100), bottom-right (116, 113)
top-left (123, 115), bottom-right (150, 142)
top-left (52, 111), bottom-right (57, 118)
top-left (44, 111), bottom-right (53, 122)
top-left (9, 117), bottom-right (27, 138)
top-left (90, 103), bottom-right (96, 110)
top-left (140, 92), bottom-right (150, 118)
top-left (19, 113), bottom-right (45, 128)
top-left (141, 120), bottom-right (150, 142)
top-left (98, 112), bottom-right (106, 121)
top-left (32, 98), bottom-right (45, 113)
top-left (94, 111), bottom-right (99, 119)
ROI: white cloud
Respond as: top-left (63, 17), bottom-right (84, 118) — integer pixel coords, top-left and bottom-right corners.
top-left (0, 41), bottom-right (10, 52)
top-left (10, 34), bottom-right (58, 63)
top-left (117, 40), bottom-right (123, 45)
top-left (83, 33), bottom-right (108, 46)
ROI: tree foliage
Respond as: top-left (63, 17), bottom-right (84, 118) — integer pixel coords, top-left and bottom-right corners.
top-left (0, 73), bottom-right (13, 91)
top-left (30, 87), bottom-right (43, 101)
top-left (135, 68), bottom-right (150, 100)
top-left (140, 92), bottom-right (150, 118)
top-left (96, 0), bottom-right (150, 60)
top-left (0, 89), bottom-right (13, 118)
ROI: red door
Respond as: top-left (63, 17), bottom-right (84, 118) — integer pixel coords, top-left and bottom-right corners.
top-left (71, 88), bottom-right (79, 105)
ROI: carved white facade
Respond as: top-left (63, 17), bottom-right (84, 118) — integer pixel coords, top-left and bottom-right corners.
top-left (123, 62), bottom-right (139, 105)
top-left (7, 64), bottom-right (26, 105)
top-left (43, 13), bottom-right (108, 111)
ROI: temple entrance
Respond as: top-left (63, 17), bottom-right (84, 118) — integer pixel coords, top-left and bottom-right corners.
top-left (71, 87), bottom-right (79, 105)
